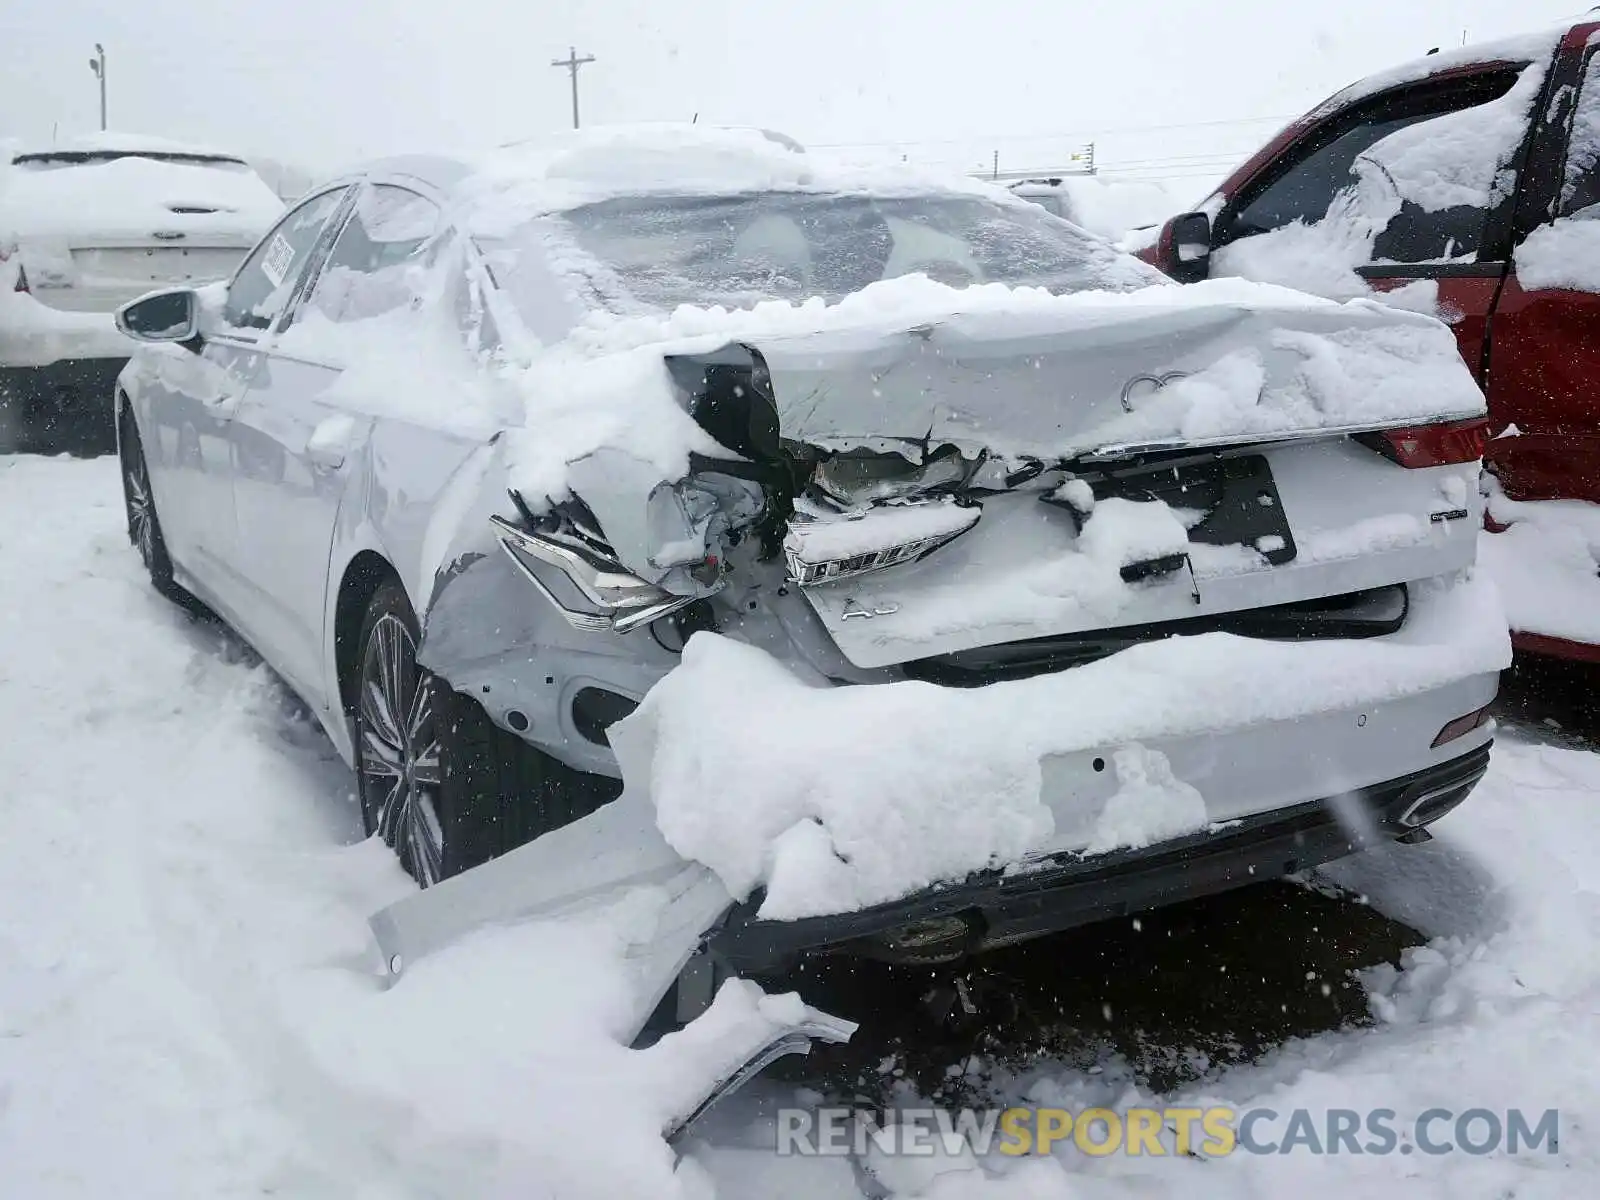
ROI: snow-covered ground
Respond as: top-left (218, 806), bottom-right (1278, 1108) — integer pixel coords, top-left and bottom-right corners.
top-left (2, 453), bottom-right (1597, 1198)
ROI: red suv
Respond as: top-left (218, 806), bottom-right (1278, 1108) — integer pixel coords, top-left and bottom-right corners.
top-left (1140, 20), bottom-right (1600, 663)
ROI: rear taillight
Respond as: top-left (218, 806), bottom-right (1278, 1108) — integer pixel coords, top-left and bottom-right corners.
top-left (1356, 418), bottom-right (1490, 468)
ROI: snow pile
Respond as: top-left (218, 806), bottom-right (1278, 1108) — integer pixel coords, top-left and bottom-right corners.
top-left (1479, 480), bottom-right (1600, 645)
top-left (1083, 311), bottom-right (1484, 446)
top-left (622, 572), bottom-right (1507, 921)
top-left (1210, 215), bottom-right (1440, 314)
top-left (1299, 512), bottom-right (1433, 564)
top-left (272, 302), bottom-right (524, 441)
top-left (1302, 27), bottom-right (1564, 125)
top-left (38, 129), bottom-right (245, 158)
top-left (1514, 217), bottom-right (1600, 292)
top-left (463, 124), bottom-right (1002, 236)
top-left (1084, 745), bottom-right (1208, 854)
top-left (786, 495), bottom-right (980, 563)
top-left (1074, 497), bottom-right (1189, 570)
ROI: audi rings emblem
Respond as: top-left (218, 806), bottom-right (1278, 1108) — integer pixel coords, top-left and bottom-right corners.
top-left (1120, 371), bottom-right (1191, 413)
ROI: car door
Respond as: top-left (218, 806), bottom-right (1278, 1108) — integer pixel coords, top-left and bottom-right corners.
top-left (1484, 23), bottom-right (1600, 505)
top-left (1206, 61), bottom-right (1552, 383)
top-left (228, 182), bottom-right (443, 702)
top-left (137, 185), bottom-right (351, 609)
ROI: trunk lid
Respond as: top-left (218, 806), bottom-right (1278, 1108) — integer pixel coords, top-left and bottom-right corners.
top-left (754, 295), bottom-right (1480, 458)
top-left (749, 295), bottom-right (1486, 669)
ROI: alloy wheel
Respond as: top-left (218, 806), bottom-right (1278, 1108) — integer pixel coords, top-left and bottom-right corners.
top-left (358, 613), bottom-right (445, 885)
top-left (125, 450), bottom-right (157, 571)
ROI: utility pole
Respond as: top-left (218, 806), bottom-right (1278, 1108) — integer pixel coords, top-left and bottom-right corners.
top-left (87, 43), bottom-right (107, 131)
top-left (550, 46), bottom-right (595, 130)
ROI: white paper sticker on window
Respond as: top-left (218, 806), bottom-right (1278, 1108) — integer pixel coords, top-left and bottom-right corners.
top-left (261, 233), bottom-right (295, 288)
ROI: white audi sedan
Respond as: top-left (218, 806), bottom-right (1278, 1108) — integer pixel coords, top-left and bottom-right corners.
top-left (111, 125), bottom-right (1506, 987)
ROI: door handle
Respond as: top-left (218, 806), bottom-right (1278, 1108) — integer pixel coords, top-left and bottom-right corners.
top-left (307, 415), bottom-right (357, 471)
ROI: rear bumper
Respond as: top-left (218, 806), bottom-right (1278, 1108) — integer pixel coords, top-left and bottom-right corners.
top-left (710, 743), bottom-right (1492, 973)
top-left (0, 358), bottom-right (125, 455)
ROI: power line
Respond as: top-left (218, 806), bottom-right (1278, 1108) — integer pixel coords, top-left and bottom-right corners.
top-left (1095, 150), bottom-right (1255, 169)
top-left (809, 112), bottom-right (1297, 152)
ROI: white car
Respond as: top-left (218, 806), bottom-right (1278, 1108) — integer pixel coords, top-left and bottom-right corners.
top-left (0, 133), bottom-right (283, 454)
top-left (111, 126), bottom-right (1504, 1022)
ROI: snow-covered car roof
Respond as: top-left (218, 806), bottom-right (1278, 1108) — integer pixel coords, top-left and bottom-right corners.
top-left (1304, 24), bottom-right (1574, 124)
top-left (449, 124), bottom-right (1012, 236)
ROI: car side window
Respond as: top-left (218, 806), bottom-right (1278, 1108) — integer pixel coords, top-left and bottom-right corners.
top-left (1220, 70), bottom-right (1526, 266)
top-left (1561, 50), bottom-right (1600, 217)
top-left (1225, 111), bottom-right (1438, 240)
top-left (223, 188), bottom-right (349, 332)
top-left (1509, 49), bottom-right (1600, 294)
top-left (297, 185), bottom-right (441, 325)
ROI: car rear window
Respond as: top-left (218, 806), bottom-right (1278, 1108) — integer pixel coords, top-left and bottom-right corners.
top-left (540, 190), bottom-right (1163, 312)
top-left (10, 150), bottom-right (251, 173)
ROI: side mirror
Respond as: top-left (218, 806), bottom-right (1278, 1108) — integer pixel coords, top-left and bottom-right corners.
top-left (1161, 211), bottom-right (1213, 284)
top-left (115, 288), bottom-right (200, 345)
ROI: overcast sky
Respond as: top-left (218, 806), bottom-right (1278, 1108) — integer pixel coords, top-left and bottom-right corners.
top-left (0, 0), bottom-right (1585, 189)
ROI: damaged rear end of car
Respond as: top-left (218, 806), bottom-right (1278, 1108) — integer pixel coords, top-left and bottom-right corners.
top-left (356, 146), bottom-right (1508, 1141)
top-left (385, 282), bottom-right (1502, 978)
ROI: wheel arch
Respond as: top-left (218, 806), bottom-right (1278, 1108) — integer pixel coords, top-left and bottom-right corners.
top-left (114, 384), bottom-right (138, 456)
top-left (332, 550), bottom-right (404, 728)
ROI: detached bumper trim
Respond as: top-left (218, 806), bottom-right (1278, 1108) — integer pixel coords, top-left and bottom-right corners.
top-left (710, 742), bottom-right (1492, 972)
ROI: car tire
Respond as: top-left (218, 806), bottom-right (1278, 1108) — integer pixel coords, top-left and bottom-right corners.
top-left (352, 580), bottom-right (622, 887)
top-left (119, 415), bottom-right (185, 603)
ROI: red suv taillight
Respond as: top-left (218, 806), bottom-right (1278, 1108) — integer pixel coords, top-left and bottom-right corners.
top-left (1355, 418), bottom-right (1490, 468)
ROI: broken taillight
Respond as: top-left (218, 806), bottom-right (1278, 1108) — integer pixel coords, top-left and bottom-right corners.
top-left (1356, 418), bottom-right (1490, 468)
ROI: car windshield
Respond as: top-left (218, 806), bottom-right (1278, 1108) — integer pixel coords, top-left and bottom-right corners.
top-left (545, 190), bottom-right (1161, 311)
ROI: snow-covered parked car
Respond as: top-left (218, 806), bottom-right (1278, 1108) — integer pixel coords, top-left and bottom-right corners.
top-left (1137, 18), bottom-right (1600, 665)
top-left (1009, 175), bottom-right (1183, 243)
top-left (111, 126), bottom-right (1507, 1023)
top-left (1008, 178), bottom-right (1082, 222)
top-left (0, 133), bottom-right (284, 454)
